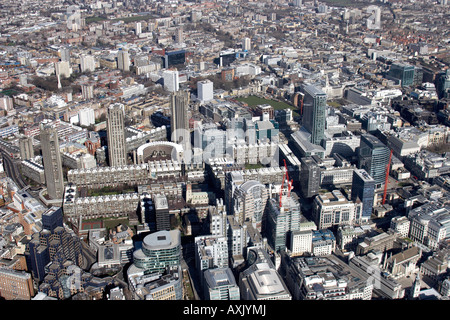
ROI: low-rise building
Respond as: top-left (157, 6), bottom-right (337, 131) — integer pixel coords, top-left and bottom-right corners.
top-left (239, 247), bottom-right (291, 300)
top-left (312, 190), bottom-right (362, 230)
top-left (282, 254), bottom-right (373, 300)
top-left (203, 267), bottom-right (240, 300)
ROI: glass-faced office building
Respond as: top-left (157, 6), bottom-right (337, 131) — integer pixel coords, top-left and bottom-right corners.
top-left (358, 134), bottom-right (390, 188)
top-left (300, 84), bottom-right (327, 146)
top-left (133, 230), bottom-right (181, 274)
top-left (388, 62), bottom-right (415, 87)
top-left (351, 169), bottom-right (376, 220)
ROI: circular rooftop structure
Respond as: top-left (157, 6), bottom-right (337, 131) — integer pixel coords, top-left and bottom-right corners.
top-left (136, 141), bottom-right (183, 163)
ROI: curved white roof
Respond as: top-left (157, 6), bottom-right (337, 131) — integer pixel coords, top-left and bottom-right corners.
top-left (240, 180), bottom-right (264, 193)
top-left (136, 141), bottom-right (183, 157)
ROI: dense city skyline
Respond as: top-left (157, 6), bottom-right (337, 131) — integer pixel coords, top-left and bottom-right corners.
top-left (0, 0), bottom-right (449, 311)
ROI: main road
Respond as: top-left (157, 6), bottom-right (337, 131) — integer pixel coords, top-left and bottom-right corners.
top-left (0, 148), bottom-right (27, 189)
top-left (0, 148), bottom-right (47, 206)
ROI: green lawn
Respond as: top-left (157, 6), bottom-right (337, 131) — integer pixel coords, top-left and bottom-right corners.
top-left (245, 163), bottom-right (265, 170)
top-left (103, 218), bottom-right (129, 230)
top-left (327, 100), bottom-right (342, 108)
top-left (236, 95), bottom-right (299, 117)
top-left (85, 14), bottom-right (156, 25)
top-left (87, 186), bottom-right (135, 197)
top-left (320, 0), bottom-right (372, 8)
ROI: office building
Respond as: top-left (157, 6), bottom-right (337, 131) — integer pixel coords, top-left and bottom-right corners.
top-left (299, 156), bottom-right (321, 198)
top-left (436, 69), bottom-right (450, 99)
top-left (107, 103), bottom-right (127, 167)
top-left (78, 107), bottom-right (95, 127)
top-left (153, 194), bottom-right (170, 231)
top-left (355, 230), bottom-right (397, 255)
top-left (42, 206), bottom-right (64, 233)
top-left (408, 202), bottom-right (450, 250)
top-left (59, 46), bottom-right (70, 62)
top-left (163, 70), bottom-right (179, 92)
top-left (197, 79), bottom-right (214, 103)
top-left (0, 95), bottom-right (13, 112)
top-left (264, 194), bottom-right (302, 252)
top-left (367, 5), bottom-right (381, 29)
top-left (348, 254), bottom-right (405, 299)
top-left (170, 90), bottom-right (190, 150)
top-left (358, 133), bottom-right (391, 188)
top-left (312, 190), bottom-right (362, 230)
top-left (203, 268), bottom-right (240, 300)
top-left (25, 223), bottom-right (83, 282)
top-left (337, 225), bottom-right (374, 252)
top-left (117, 49), bottom-right (130, 72)
top-left (128, 265), bottom-right (183, 300)
top-left (194, 125), bottom-right (227, 161)
top-left (282, 254), bottom-right (373, 300)
top-left (388, 62), bottom-right (415, 87)
top-left (55, 60), bottom-right (72, 78)
top-left (227, 215), bottom-right (247, 265)
top-left (80, 54), bottom-right (95, 73)
top-left (239, 247), bottom-right (291, 300)
top-left (290, 230), bottom-right (313, 256)
top-left (39, 122), bottom-right (64, 199)
top-left (351, 169), bottom-right (375, 221)
top-left (390, 216), bottom-right (410, 238)
top-left (208, 199), bottom-right (227, 236)
top-left (164, 50), bottom-right (186, 69)
top-left (195, 235), bottom-right (229, 274)
top-left (242, 37), bottom-right (251, 51)
top-left (0, 268), bottom-right (34, 300)
top-left (131, 230), bottom-right (181, 274)
top-left (81, 83), bottom-right (94, 100)
top-left (175, 27), bottom-right (184, 43)
top-left (231, 180), bottom-right (269, 231)
top-left (311, 229), bottom-right (336, 256)
top-left (135, 22), bottom-right (142, 35)
top-left (300, 84), bottom-right (327, 145)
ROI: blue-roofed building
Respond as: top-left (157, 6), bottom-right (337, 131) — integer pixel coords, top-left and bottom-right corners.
top-left (311, 229), bottom-right (336, 256)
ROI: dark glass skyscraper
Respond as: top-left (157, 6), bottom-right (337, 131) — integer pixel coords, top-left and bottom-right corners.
top-left (358, 133), bottom-right (390, 188)
top-left (299, 156), bottom-right (321, 198)
top-left (25, 207), bottom-right (82, 283)
top-left (300, 84), bottom-right (327, 146)
top-left (351, 169), bottom-right (375, 221)
top-left (153, 194), bottom-right (170, 231)
top-left (42, 206), bottom-right (64, 233)
top-left (388, 62), bottom-right (415, 87)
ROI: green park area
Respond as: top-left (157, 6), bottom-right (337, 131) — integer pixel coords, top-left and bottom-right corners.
top-left (321, 0), bottom-right (372, 8)
top-left (236, 95), bottom-right (299, 117)
top-left (85, 14), bottom-right (155, 25)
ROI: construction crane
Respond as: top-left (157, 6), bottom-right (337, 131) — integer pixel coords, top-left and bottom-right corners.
top-left (382, 149), bottom-right (393, 205)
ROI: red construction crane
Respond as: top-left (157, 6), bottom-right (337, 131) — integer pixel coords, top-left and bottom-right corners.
top-left (382, 149), bottom-right (393, 205)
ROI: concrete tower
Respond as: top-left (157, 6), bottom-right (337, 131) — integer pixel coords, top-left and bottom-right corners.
top-left (40, 122), bottom-right (64, 199)
top-left (170, 90), bottom-right (190, 151)
top-left (107, 103), bottom-right (127, 167)
top-left (117, 49), bottom-right (130, 72)
top-left (19, 135), bottom-right (34, 160)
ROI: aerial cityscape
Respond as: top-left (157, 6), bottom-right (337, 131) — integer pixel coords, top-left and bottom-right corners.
top-left (0, 0), bottom-right (450, 306)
